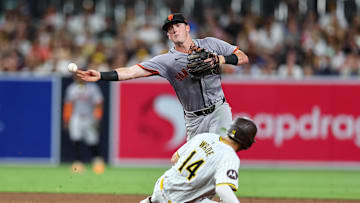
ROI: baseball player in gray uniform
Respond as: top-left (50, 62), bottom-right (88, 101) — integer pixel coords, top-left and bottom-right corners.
top-left (63, 77), bottom-right (105, 174)
top-left (75, 13), bottom-right (249, 140)
top-left (140, 117), bottom-right (257, 203)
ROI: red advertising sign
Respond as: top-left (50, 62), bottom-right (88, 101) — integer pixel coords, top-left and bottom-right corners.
top-left (114, 80), bottom-right (185, 162)
top-left (113, 79), bottom-right (360, 164)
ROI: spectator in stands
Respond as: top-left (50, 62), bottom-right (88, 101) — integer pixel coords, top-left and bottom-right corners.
top-left (1, 0), bottom-right (360, 79)
top-left (277, 50), bottom-right (303, 79)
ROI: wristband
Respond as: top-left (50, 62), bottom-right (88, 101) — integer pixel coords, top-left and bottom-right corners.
top-left (224, 54), bottom-right (238, 65)
top-left (100, 71), bottom-right (118, 81)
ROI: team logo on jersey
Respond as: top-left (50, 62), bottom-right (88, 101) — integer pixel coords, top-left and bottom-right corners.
top-left (175, 68), bottom-right (189, 81)
top-left (227, 169), bottom-right (238, 180)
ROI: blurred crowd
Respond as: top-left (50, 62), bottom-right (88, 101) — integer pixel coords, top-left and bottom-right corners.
top-left (1, 1), bottom-right (360, 79)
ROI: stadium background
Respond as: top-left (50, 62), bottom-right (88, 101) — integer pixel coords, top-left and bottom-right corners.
top-left (0, 0), bottom-right (360, 202)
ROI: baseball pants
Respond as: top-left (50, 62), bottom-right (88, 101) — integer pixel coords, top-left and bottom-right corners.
top-left (184, 102), bottom-right (232, 141)
top-left (69, 115), bottom-right (99, 145)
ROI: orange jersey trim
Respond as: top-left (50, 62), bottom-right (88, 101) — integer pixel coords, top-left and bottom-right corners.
top-left (136, 64), bottom-right (160, 77)
top-left (232, 47), bottom-right (239, 54)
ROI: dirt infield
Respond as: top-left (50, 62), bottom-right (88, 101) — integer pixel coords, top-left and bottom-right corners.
top-left (0, 193), bottom-right (358, 203)
top-left (0, 193), bottom-right (360, 203)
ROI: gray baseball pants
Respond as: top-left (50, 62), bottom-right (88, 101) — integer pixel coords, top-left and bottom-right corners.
top-left (184, 102), bottom-right (232, 141)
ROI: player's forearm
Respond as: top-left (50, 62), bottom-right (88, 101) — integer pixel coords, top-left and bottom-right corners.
top-left (219, 51), bottom-right (248, 66)
top-left (101, 65), bottom-right (150, 81)
top-left (114, 67), bottom-right (140, 80)
top-left (100, 68), bottom-right (135, 81)
top-left (215, 185), bottom-right (240, 203)
top-left (100, 70), bottom-right (119, 81)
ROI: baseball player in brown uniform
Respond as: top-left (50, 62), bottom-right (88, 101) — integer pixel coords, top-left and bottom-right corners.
top-left (75, 13), bottom-right (249, 140)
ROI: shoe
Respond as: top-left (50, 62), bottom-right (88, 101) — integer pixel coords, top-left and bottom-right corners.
top-left (71, 161), bottom-right (85, 173)
top-left (92, 157), bottom-right (105, 174)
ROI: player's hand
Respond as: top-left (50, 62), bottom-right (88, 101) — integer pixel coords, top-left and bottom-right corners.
top-left (218, 55), bottom-right (226, 65)
top-left (76, 69), bottom-right (101, 82)
top-left (171, 151), bottom-right (179, 164)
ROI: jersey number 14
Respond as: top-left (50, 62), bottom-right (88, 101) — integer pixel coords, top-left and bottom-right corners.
top-left (178, 150), bottom-right (205, 181)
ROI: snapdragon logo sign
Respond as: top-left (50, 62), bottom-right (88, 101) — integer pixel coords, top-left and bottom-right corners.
top-left (237, 106), bottom-right (360, 148)
top-left (153, 95), bottom-right (186, 150)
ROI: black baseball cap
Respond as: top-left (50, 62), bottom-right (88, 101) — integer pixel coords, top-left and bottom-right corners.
top-left (162, 13), bottom-right (188, 31)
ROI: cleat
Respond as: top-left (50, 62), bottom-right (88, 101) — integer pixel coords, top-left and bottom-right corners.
top-left (92, 157), bottom-right (106, 174)
top-left (71, 161), bottom-right (85, 173)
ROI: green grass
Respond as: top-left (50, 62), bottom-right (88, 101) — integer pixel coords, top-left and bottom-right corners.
top-left (237, 168), bottom-right (360, 199)
top-left (0, 165), bottom-right (359, 200)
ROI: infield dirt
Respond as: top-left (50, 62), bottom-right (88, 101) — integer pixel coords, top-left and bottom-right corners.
top-left (0, 193), bottom-right (358, 203)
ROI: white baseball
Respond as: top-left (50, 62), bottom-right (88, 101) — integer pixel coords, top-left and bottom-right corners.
top-left (67, 63), bottom-right (78, 72)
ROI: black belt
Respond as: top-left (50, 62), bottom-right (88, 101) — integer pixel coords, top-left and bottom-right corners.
top-left (193, 98), bottom-right (225, 116)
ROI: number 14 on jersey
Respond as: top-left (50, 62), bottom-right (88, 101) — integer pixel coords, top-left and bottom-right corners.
top-left (178, 150), bottom-right (205, 181)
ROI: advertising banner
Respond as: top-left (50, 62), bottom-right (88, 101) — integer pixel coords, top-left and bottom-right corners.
top-left (113, 81), bottom-right (184, 163)
top-left (113, 79), bottom-right (360, 165)
top-left (223, 80), bottom-right (360, 163)
top-left (0, 76), bottom-right (60, 164)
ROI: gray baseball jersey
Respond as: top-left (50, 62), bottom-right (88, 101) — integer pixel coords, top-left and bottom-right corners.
top-left (64, 82), bottom-right (103, 145)
top-left (150, 133), bottom-right (240, 203)
top-left (138, 37), bottom-right (238, 112)
top-left (65, 82), bottom-right (103, 117)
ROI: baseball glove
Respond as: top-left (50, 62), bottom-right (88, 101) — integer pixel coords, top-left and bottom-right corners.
top-left (187, 46), bottom-right (220, 79)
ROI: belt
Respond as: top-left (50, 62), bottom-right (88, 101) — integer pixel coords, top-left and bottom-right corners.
top-left (191, 98), bottom-right (225, 116)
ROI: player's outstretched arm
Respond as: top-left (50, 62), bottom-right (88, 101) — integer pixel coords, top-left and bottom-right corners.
top-left (114, 65), bottom-right (152, 80)
top-left (215, 185), bottom-right (240, 203)
top-left (75, 65), bottom-right (151, 82)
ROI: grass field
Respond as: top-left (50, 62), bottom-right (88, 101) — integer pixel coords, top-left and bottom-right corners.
top-left (0, 165), bottom-right (359, 200)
